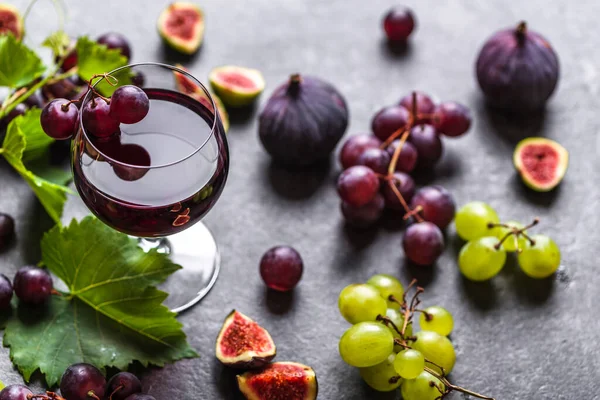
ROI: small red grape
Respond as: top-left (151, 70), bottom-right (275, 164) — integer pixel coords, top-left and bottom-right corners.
top-left (339, 134), bottom-right (382, 169)
top-left (371, 105), bottom-right (410, 141)
top-left (110, 85), bottom-right (150, 124)
top-left (410, 186), bottom-right (456, 229)
top-left (341, 193), bottom-right (385, 228)
top-left (356, 147), bottom-right (391, 175)
top-left (40, 98), bottom-right (79, 140)
top-left (382, 171), bottom-right (415, 210)
top-left (337, 166), bottom-right (380, 207)
top-left (383, 6), bottom-right (416, 42)
top-left (403, 222), bottom-right (444, 266)
top-left (433, 101), bottom-right (472, 137)
top-left (260, 246), bottom-right (303, 292)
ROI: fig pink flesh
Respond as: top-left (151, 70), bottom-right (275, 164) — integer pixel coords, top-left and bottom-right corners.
top-left (216, 72), bottom-right (256, 89)
top-left (165, 8), bottom-right (200, 40)
top-left (520, 143), bottom-right (559, 184)
top-left (0, 11), bottom-right (19, 36)
top-left (246, 364), bottom-right (310, 399)
top-left (221, 312), bottom-right (273, 357)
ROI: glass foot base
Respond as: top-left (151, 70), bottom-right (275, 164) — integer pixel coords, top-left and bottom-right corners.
top-left (140, 222), bottom-right (220, 313)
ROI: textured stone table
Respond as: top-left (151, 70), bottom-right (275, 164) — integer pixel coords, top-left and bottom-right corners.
top-left (1, 0), bottom-right (599, 399)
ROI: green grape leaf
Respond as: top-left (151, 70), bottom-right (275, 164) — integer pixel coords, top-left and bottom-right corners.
top-left (1, 118), bottom-right (70, 223)
top-left (0, 379), bottom-right (4, 390)
top-left (10, 108), bottom-right (55, 162)
top-left (42, 30), bottom-right (71, 58)
top-left (3, 217), bottom-right (198, 386)
top-left (76, 36), bottom-right (129, 95)
top-left (0, 34), bottom-right (46, 88)
top-left (28, 161), bottom-right (72, 186)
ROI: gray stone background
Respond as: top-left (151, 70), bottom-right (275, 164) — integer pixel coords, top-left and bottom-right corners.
top-left (1, 0), bottom-right (599, 399)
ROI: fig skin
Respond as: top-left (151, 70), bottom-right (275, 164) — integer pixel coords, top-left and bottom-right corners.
top-left (216, 310), bottom-right (276, 369)
top-left (476, 21), bottom-right (559, 112)
top-left (237, 361), bottom-right (318, 400)
top-left (513, 137), bottom-right (568, 192)
top-left (259, 74), bottom-right (349, 167)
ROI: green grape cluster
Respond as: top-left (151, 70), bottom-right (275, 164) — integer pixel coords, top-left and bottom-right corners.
top-left (337, 274), bottom-right (462, 398)
top-left (456, 201), bottom-right (561, 281)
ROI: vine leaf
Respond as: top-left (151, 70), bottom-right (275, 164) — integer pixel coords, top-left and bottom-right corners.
top-left (76, 36), bottom-right (130, 95)
top-left (0, 34), bottom-right (46, 88)
top-left (3, 217), bottom-right (198, 387)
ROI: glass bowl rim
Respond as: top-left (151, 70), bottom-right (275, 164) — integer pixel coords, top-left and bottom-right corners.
top-left (78, 62), bottom-right (219, 170)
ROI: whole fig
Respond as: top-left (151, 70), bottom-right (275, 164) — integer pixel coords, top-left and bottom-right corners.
top-left (259, 74), bottom-right (348, 166)
top-left (475, 21), bottom-right (559, 112)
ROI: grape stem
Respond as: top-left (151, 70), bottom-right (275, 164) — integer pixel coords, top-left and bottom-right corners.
top-left (490, 218), bottom-right (539, 251)
top-left (385, 281), bottom-right (495, 400)
top-left (109, 384), bottom-right (124, 400)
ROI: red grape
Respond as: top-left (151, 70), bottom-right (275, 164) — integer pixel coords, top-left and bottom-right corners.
top-left (433, 101), bottom-right (472, 137)
top-left (131, 71), bottom-right (145, 88)
top-left (13, 266), bottom-right (53, 305)
top-left (0, 274), bottom-right (12, 310)
top-left (40, 98), bottom-right (79, 140)
top-left (402, 222), bottom-right (444, 265)
top-left (260, 246), bottom-right (303, 292)
top-left (337, 166), bottom-right (380, 207)
top-left (61, 49), bottom-right (78, 71)
top-left (371, 106), bottom-right (410, 141)
top-left (356, 147), bottom-right (390, 175)
top-left (97, 32), bottom-right (132, 59)
top-left (110, 85), bottom-right (150, 124)
top-left (0, 212), bottom-right (15, 251)
top-left (399, 91), bottom-right (435, 124)
top-left (341, 192), bottom-right (385, 228)
top-left (339, 134), bottom-right (382, 169)
top-left (408, 124), bottom-right (443, 167)
top-left (410, 185), bottom-right (456, 229)
top-left (82, 98), bottom-right (121, 138)
top-left (60, 363), bottom-right (106, 400)
top-left (386, 140), bottom-right (418, 173)
top-left (0, 103), bottom-right (27, 130)
top-left (381, 171), bottom-right (415, 210)
top-left (0, 384), bottom-right (33, 400)
top-left (383, 6), bottom-right (416, 42)
top-left (106, 372), bottom-right (142, 400)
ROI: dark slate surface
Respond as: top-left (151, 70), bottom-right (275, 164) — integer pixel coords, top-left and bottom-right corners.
top-left (2, 0), bottom-right (599, 399)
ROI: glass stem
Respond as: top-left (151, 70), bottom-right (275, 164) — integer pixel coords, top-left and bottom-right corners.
top-left (138, 237), bottom-right (172, 255)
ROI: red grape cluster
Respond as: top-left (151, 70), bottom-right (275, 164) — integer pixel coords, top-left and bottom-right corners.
top-left (337, 92), bottom-right (472, 266)
top-left (0, 365), bottom-right (152, 400)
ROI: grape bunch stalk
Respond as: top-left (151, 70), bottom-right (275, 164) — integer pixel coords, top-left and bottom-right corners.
top-left (338, 92), bottom-right (471, 265)
top-left (338, 274), bottom-right (495, 399)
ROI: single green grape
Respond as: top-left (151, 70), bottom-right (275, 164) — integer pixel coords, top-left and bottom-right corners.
top-left (338, 284), bottom-right (387, 324)
top-left (385, 308), bottom-right (413, 351)
top-left (393, 349), bottom-right (425, 380)
top-left (458, 236), bottom-right (506, 281)
top-left (359, 354), bottom-right (402, 392)
top-left (494, 220), bottom-right (528, 252)
top-left (411, 330), bottom-right (456, 374)
top-left (366, 274), bottom-right (404, 309)
top-left (339, 322), bottom-right (394, 367)
top-left (401, 371), bottom-right (446, 400)
top-left (419, 306), bottom-right (454, 337)
top-left (455, 201), bottom-right (499, 241)
top-left (518, 234), bottom-right (561, 278)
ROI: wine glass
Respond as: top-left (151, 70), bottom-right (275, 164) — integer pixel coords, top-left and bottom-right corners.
top-left (72, 63), bottom-right (229, 313)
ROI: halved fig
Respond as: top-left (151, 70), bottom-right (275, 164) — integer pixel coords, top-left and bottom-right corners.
top-left (0, 3), bottom-right (23, 40)
top-left (216, 310), bottom-right (276, 369)
top-left (174, 65), bottom-right (230, 132)
top-left (209, 65), bottom-right (265, 107)
top-left (513, 137), bottom-right (568, 192)
top-left (237, 362), bottom-right (318, 400)
top-left (157, 2), bottom-right (204, 55)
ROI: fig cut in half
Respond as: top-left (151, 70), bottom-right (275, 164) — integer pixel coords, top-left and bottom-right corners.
top-left (0, 3), bottom-right (24, 40)
top-left (237, 361), bottom-right (318, 400)
top-left (209, 65), bottom-right (265, 107)
top-left (158, 2), bottom-right (204, 55)
top-left (173, 64), bottom-right (230, 132)
top-left (216, 310), bottom-right (276, 369)
top-left (513, 137), bottom-right (568, 192)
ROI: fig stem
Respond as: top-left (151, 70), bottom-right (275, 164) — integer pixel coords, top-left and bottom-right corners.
top-left (515, 21), bottom-right (527, 45)
top-left (287, 73), bottom-right (302, 95)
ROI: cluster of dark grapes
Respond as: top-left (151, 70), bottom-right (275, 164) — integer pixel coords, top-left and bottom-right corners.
top-left (0, 364), bottom-right (153, 400)
top-left (0, 33), bottom-right (134, 132)
top-left (337, 92), bottom-right (472, 266)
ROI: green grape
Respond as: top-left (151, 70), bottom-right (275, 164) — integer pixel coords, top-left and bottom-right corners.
top-left (339, 322), bottom-right (394, 367)
top-left (338, 284), bottom-right (387, 324)
top-left (359, 354), bottom-right (402, 392)
top-left (458, 236), bottom-right (506, 281)
top-left (455, 201), bottom-right (499, 241)
top-left (366, 274), bottom-right (404, 309)
top-left (494, 220), bottom-right (528, 252)
top-left (393, 349), bottom-right (424, 380)
top-left (401, 371), bottom-right (445, 400)
top-left (411, 331), bottom-right (455, 374)
top-left (518, 234), bottom-right (561, 279)
top-left (385, 308), bottom-right (413, 351)
top-left (419, 306), bottom-right (454, 337)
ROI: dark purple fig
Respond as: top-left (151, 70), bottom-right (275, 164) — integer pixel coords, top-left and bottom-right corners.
top-left (258, 74), bottom-right (348, 166)
top-left (476, 21), bottom-right (559, 112)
